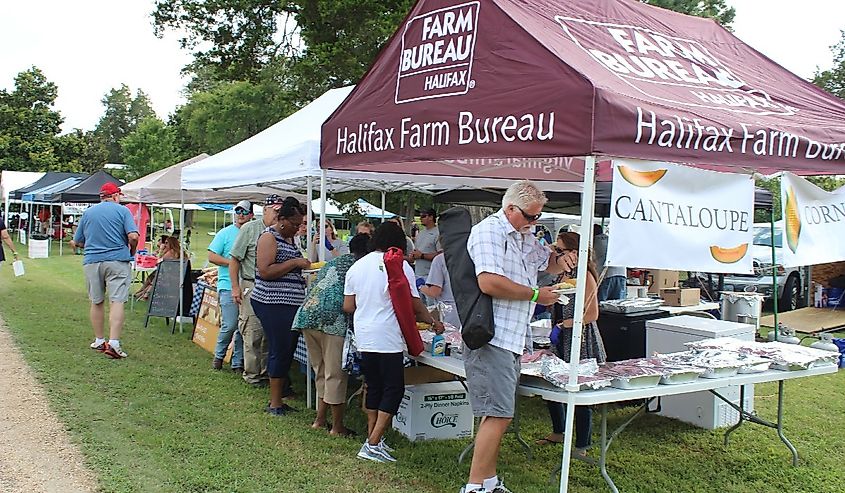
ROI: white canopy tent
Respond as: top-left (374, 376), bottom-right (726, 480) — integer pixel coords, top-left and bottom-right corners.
top-left (1, 171), bottom-right (44, 223)
top-left (122, 154), bottom-right (289, 204)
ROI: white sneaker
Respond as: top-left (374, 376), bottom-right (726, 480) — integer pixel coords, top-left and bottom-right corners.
top-left (489, 480), bottom-right (513, 493)
top-left (459, 488), bottom-right (487, 493)
top-left (373, 442), bottom-right (396, 462)
top-left (378, 438), bottom-right (394, 452)
top-left (356, 443), bottom-right (386, 463)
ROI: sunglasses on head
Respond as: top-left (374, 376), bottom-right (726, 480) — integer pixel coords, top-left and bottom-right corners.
top-left (514, 205), bottom-right (542, 222)
top-left (234, 208), bottom-right (251, 216)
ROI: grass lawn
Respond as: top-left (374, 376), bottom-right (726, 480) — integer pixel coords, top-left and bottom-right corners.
top-left (0, 211), bottom-right (844, 492)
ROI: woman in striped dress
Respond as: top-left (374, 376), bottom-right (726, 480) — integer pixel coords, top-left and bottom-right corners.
top-left (251, 196), bottom-right (311, 416)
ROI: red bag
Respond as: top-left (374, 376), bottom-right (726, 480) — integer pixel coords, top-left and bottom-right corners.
top-left (384, 247), bottom-right (424, 356)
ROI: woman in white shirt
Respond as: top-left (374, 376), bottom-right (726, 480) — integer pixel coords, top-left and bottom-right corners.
top-left (343, 222), bottom-right (442, 463)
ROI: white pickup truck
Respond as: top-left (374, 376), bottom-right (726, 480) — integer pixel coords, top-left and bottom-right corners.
top-left (717, 223), bottom-right (804, 311)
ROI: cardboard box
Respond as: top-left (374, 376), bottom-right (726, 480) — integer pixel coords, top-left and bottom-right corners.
top-left (191, 289), bottom-right (232, 362)
top-left (403, 366), bottom-right (455, 385)
top-left (393, 381), bottom-right (474, 442)
top-left (648, 270), bottom-right (679, 294)
top-left (660, 287), bottom-right (700, 306)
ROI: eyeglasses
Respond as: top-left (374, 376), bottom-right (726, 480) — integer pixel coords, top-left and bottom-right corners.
top-left (514, 205), bottom-right (542, 222)
top-left (234, 209), bottom-right (251, 216)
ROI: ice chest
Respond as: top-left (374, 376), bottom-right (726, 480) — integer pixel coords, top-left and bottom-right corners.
top-left (660, 287), bottom-right (700, 306)
top-left (394, 381), bottom-right (473, 442)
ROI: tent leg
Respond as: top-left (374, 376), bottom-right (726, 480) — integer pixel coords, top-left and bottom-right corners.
top-left (307, 177), bottom-right (313, 254)
top-left (319, 170), bottom-right (327, 262)
top-left (178, 191), bottom-right (185, 334)
top-left (560, 155), bottom-right (598, 493)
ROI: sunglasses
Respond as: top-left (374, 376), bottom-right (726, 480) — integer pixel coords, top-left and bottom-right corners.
top-left (234, 209), bottom-right (251, 216)
top-left (514, 205), bottom-right (542, 222)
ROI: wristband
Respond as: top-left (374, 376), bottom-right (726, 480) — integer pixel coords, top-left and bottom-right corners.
top-left (531, 288), bottom-right (539, 302)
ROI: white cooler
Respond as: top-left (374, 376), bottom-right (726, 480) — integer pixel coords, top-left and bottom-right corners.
top-left (646, 316), bottom-right (755, 429)
top-left (28, 238), bottom-right (49, 259)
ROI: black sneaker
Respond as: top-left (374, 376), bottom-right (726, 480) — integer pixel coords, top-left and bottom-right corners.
top-left (264, 405), bottom-right (287, 416)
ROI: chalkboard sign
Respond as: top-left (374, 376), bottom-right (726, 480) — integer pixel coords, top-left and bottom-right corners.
top-left (144, 259), bottom-right (191, 331)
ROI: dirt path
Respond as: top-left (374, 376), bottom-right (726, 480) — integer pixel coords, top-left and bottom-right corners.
top-left (0, 316), bottom-right (97, 493)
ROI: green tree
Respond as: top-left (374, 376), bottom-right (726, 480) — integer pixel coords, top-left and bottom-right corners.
top-left (0, 67), bottom-right (63, 171)
top-left (642, 0), bottom-right (735, 27)
top-left (120, 117), bottom-right (178, 181)
top-left (173, 79), bottom-right (294, 154)
top-left (94, 84), bottom-right (156, 163)
top-left (54, 130), bottom-right (109, 173)
top-left (153, 0), bottom-right (298, 83)
top-left (813, 30), bottom-right (845, 99)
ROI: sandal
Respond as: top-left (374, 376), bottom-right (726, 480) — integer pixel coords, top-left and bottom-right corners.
top-left (535, 436), bottom-right (563, 446)
top-left (329, 428), bottom-right (357, 438)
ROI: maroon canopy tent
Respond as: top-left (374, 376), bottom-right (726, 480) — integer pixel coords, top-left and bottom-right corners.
top-left (321, 0), bottom-right (845, 179)
top-left (320, 2), bottom-right (845, 491)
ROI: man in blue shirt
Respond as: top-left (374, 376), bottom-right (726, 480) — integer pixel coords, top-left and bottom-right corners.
top-left (209, 200), bottom-right (253, 372)
top-left (71, 183), bottom-right (139, 359)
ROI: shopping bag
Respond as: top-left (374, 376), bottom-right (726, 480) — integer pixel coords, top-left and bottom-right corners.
top-left (13, 260), bottom-right (25, 277)
top-left (341, 328), bottom-right (362, 376)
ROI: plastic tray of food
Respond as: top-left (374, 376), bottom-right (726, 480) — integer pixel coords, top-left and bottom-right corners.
top-left (737, 361), bottom-right (772, 374)
top-left (611, 374), bottom-right (662, 389)
top-left (659, 370), bottom-right (703, 385)
top-left (699, 365), bottom-right (740, 379)
top-left (600, 298), bottom-right (665, 314)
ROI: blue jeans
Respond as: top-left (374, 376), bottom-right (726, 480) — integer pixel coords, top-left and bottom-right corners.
top-left (251, 301), bottom-right (298, 379)
top-left (547, 401), bottom-right (593, 449)
top-left (214, 289), bottom-right (244, 368)
top-left (598, 275), bottom-right (627, 301)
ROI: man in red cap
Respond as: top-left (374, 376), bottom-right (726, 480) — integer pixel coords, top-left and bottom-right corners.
top-left (70, 182), bottom-right (139, 359)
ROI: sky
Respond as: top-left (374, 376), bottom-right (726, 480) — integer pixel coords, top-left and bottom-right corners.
top-left (0, 0), bottom-right (843, 134)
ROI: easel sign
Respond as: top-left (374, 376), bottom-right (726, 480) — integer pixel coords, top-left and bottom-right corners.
top-left (144, 260), bottom-right (187, 333)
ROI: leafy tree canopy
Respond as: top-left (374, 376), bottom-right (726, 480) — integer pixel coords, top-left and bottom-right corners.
top-left (173, 78), bottom-right (295, 154)
top-left (813, 30), bottom-right (845, 99)
top-left (120, 117), bottom-right (178, 181)
top-left (0, 67), bottom-right (65, 171)
top-left (641, 0), bottom-right (735, 27)
top-left (94, 84), bottom-right (156, 163)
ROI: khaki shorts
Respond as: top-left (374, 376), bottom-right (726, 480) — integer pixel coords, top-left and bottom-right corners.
top-left (463, 343), bottom-right (521, 418)
top-left (84, 261), bottom-right (131, 304)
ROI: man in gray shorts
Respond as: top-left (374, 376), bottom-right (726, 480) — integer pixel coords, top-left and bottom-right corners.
top-left (71, 183), bottom-right (139, 359)
top-left (461, 181), bottom-right (574, 493)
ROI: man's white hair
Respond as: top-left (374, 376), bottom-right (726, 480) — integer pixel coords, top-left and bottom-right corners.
top-left (502, 180), bottom-right (547, 209)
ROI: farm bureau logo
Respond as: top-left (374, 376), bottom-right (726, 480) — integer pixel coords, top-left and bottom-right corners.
top-left (395, 1), bottom-right (480, 104)
top-left (430, 411), bottom-right (459, 428)
top-left (554, 16), bottom-right (798, 117)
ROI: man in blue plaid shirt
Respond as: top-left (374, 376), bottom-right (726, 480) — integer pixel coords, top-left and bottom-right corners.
top-left (461, 180), bottom-right (575, 493)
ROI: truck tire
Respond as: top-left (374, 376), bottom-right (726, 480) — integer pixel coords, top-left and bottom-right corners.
top-left (778, 274), bottom-right (800, 312)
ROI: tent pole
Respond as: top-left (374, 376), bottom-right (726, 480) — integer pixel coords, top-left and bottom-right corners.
top-left (381, 191), bottom-right (386, 221)
top-left (59, 203), bottom-right (63, 256)
top-left (771, 207), bottom-right (778, 340)
top-left (319, 170), bottom-right (327, 262)
top-left (178, 190), bottom-right (185, 333)
top-left (307, 177), bottom-right (313, 253)
top-left (560, 155), bottom-right (598, 493)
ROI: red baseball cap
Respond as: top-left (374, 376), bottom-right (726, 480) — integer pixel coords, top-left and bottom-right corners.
top-left (100, 183), bottom-right (122, 196)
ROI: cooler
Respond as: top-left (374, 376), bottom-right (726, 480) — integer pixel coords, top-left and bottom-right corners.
top-left (598, 310), bottom-right (671, 361)
top-left (646, 316), bottom-right (755, 429)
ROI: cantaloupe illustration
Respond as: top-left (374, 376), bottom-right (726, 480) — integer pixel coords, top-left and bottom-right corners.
top-left (784, 186), bottom-right (801, 254)
top-left (618, 165), bottom-right (668, 187)
top-left (709, 243), bottom-right (749, 264)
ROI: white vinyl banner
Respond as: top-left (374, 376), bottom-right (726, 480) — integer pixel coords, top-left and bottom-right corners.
top-left (781, 172), bottom-right (845, 268)
top-left (607, 159), bottom-right (754, 274)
